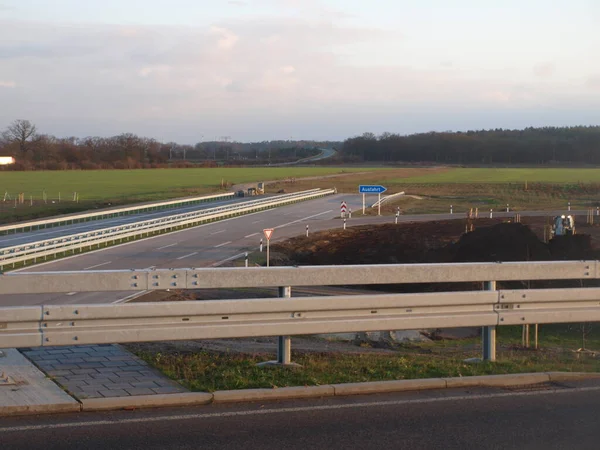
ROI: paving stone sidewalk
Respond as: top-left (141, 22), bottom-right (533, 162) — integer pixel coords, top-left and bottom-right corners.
top-left (21, 344), bottom-right (187, 399)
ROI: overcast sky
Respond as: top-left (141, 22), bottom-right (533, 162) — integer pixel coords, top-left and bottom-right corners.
top-left (0, 0), bottom-right (598, 143)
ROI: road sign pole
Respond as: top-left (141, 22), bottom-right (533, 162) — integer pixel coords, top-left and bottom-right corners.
top-left (362, 193), bottom-right (365, 215)
top-left (378, 193), bottom-right (381, 216)
top-left (266, 239), bottom-right (270, 267)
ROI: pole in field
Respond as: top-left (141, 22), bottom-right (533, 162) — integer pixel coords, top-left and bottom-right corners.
top-left (263, 228), bottom-right (274, 267)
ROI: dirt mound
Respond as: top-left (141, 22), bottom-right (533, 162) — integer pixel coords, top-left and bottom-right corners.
top-left (449, 223), bottom-right (551, 262)
top-left (548, 234), bottom-right (595, 260)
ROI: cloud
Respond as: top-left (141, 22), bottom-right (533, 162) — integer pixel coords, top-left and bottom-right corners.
top-left (533, 62), bottom-right (555, 79)
top-left (210, 26), bottom-right (239, 51)
top-left (0, 80), bottom-right (16, 88)
top-left (0, 17), bottom-right (597, 142)
top-left (228, 0), bottom-right (247, 5)
top-left (138, 65), bottom-right (171, 77)
top-left (586, 74), bottom-right (600, 90)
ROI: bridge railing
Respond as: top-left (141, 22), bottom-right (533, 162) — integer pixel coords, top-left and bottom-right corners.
top-left (0, 261), bottom-right (598, 363)
top-left (0, 192), bottom-right (236, 235)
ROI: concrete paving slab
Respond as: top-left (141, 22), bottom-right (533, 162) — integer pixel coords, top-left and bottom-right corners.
top-left (20, 344), bottom-right (187, 400)
top-left (0, 348), bottom-right (80, 416)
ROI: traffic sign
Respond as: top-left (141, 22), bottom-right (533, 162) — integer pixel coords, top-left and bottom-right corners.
top-left (263, 228), bottom-right (274, 241)
top-left (359, 185), bottom-right (387, 194)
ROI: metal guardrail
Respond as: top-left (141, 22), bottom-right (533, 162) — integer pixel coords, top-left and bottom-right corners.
top-left (0, 262), bottom-right (599, 358)
top-left (0, 189), bottom-right (334, 269)
top-left (0, 192), bottom-right (236, 235)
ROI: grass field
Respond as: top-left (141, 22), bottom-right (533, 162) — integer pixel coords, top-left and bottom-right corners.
top-left (0, 167), bottom-right (374, 201)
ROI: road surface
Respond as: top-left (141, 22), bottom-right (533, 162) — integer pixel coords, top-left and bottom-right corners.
top-left (1, 379), bottom-right (599, 449)
top-left (0, 196), bottom-right (262, 248)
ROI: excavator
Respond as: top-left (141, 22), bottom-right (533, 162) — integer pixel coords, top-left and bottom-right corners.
top-left (551, 215), bottom-right (575, 237)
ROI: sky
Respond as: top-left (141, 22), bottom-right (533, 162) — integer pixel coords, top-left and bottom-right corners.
top-left (0, 0), bottom-right (598, 143)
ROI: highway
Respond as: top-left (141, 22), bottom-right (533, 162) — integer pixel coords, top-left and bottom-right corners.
top-left (0, 196), bottom-right (258, 248)
top-left (1, 379), bottom-right (599, 449)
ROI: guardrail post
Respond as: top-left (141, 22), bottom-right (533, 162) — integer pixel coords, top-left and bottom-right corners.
top-left (482, 280), bottom-right (496, 361)
top-left (277, 286), bottom-right (292, 365)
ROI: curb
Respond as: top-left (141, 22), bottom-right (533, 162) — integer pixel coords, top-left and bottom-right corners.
top-left (81, 392), bottom-right (213, 412)
top-left (3, 371), bottom-right (599, 416)
top-left (0, 403), bottom-right (81, 417)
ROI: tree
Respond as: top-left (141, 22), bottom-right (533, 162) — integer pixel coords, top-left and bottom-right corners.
top-left (3, 119), bottom-right (37, 153)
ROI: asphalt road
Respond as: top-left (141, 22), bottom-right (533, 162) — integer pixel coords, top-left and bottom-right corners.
top-left (1, 380), bottom-right (600, 449)
top-left (0, 196), bottom-right (259, 248)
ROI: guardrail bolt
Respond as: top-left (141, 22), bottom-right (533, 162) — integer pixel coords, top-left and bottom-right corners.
top-left (73, 336), bottom-right (78, 341)
top-left (73, 310), bottom-right (79, 315)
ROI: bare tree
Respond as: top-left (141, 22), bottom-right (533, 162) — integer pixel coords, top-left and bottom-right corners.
top-left (3, 119), bottom-right (37, 153)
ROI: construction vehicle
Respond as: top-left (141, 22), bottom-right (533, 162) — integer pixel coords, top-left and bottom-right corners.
top-left (551, 215), bottom-right (575, 237)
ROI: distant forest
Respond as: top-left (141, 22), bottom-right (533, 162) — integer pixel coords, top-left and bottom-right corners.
top-left (2, 119), bottom-right (600, 170)
top-left (340, 126), bottom-right (600, 165)
top-left (0, 120), bottom-right (335, 170)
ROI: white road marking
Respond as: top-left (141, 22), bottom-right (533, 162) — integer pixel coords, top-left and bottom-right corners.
top-left (275, 210), bottom-right (333, 229)
top-left (113, 290), bottom-right (148, 304)
top-left (2, 385), bottom-right (599, 433)
top-left (157, 243), bottom-right (177, 250)
top-left (83, 261), bottom-right (112, 270)
top-left (176, 252), bottom-right (198, 260)
top-left (210, 230), bottom-right (226, 235)
top-left (244, 233), bottom-right (259, 238)
top-left (251, 220), bottom-right (263, 224)
top-left (215, 241), bottom-right (232, 248)
top-left (211, 252), bottom-right (247, 267)
top-left (66, 292), bottom-right (77, 296)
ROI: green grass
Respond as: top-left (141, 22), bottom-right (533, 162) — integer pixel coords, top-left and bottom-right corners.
top-left (0, 168), bottom-right (373, 201)
top-left (131, 324), bottom-right (600, 392)
top-left (397, 168), bottom-right (600, 184)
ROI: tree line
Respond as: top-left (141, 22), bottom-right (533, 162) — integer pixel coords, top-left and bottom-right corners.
top-left (0, 120), bottom-right (329, 170)
top-left (340, 126), bottom-right (600, 165)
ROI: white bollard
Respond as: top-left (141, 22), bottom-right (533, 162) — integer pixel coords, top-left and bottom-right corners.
top-left (568, 202), bottom-right (571, 211)
top-left (260, 239), bottom-right (263, 252)
top-left (490, 209), bottom-right (493, 219)
top-left (450, 205), bottom-right (453, 214)
top-left (343, 218), bottom-right (347, 230)
top-left (306, 224), bottom-right (309, 237)
top-left (349, 209), bottom-right (352, 218)
top-left (245, 252), bottom-right (248, 268)
top-left (506, 204), bottom-right (509, 212)
top-left (597, 206), bottom-right (599, 217)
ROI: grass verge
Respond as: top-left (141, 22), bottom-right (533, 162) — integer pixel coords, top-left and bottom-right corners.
top-left (130, 324), bottom-right (600, 392)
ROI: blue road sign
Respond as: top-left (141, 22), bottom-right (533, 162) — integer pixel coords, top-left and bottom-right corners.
top-left (359, 185), bottom-right (387, 194)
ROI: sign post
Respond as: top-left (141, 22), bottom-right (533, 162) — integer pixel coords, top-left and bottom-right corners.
top-left (359, 185), bottom-right (387, 216)
top-left (263, 228), bottom-right (274, 267)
